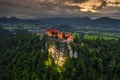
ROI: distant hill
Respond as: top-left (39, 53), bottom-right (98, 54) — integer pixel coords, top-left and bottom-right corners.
top-left (93, 17), bottom-right (120, 26)
top-left (0, 16), bottom-right (120, 28)
top-left (39, 17), bottom-right (92, 25)
top-left (39, 17), bottom-right (120, 28)
top-left (0, 16), bottom-right (44, 24)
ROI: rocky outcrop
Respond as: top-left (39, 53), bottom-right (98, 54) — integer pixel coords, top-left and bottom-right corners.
top-left (48, 45), bottom-right (66, 67)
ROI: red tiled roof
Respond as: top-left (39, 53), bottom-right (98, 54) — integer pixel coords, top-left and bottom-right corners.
top-left (45, 29), bottom-right (62, 34)
top-left (45, 29), bottom-right (73, 43)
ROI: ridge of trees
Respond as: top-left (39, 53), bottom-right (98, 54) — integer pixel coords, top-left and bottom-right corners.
top-left (0, 29), bottom-right (120, 80)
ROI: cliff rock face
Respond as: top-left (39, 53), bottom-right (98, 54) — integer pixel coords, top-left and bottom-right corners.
top-left (48, 45), bottom-right (66, 67)
top-left (47, 42), bottom-right (78, 66)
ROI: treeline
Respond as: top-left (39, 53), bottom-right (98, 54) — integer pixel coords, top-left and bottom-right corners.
top-left (0, 29), bottom-right (120, 80)
top-left (67, 37), bottom-right (120, 80)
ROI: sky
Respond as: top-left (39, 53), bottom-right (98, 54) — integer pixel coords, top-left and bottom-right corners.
top-left (0, 0), bottom-right (120, 19)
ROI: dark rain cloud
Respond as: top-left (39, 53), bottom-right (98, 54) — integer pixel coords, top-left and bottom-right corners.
top-left (74, 0), bottom-right (88, 3)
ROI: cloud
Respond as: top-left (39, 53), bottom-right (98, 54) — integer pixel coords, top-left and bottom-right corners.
top-left (73, 0), bottom-right (88, 3)
top-left (64, 0), bottom-right (120, 12)
top-left (0, 0), bottom-right (119, 19)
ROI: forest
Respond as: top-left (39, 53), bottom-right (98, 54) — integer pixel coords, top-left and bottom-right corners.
top-left (0, 28), bottom-right (120, 80)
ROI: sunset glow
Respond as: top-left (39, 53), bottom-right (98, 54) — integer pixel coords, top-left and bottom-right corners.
top-left (64, 0), bottom-right (120, 12)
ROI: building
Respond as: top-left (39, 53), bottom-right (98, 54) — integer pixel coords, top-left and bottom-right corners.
top-left (45, 29), bottom-right (73, 44)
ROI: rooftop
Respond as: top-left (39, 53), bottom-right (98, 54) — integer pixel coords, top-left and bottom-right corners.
top-left (45, 29), bottom-right (73, 43)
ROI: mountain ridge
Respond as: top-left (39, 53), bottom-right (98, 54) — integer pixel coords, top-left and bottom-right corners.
top-left (0, 16), bottom-right (120, 27)
top-left (0, 16), bottom-right (120, 22)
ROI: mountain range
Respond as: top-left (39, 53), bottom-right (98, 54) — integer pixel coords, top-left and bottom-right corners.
top-left (0, 17), bottom-right (120, 28)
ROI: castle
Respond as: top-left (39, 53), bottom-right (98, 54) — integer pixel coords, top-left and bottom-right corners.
top-left (45, 29), bottom-right (76, 67)
top-left (45, 29), bottom-right (73, 44)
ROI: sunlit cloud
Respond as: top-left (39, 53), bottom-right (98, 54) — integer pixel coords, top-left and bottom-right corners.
top-left (64, 0), bottom-right (120, 12)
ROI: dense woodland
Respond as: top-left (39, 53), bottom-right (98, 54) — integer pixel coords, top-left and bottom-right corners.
top-left (0, 28), bottom-right (120, 80)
